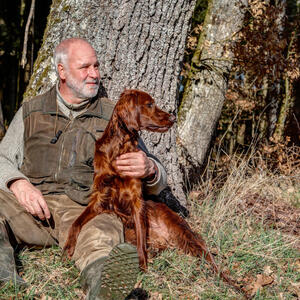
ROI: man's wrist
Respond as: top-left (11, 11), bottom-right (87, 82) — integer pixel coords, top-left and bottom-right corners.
top-left (8, 178), bottom-right (28, 192)
top-left (145, 161), bottom-right (158, 183)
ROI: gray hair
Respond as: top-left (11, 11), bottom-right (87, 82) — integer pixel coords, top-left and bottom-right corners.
top-left (53, 38), bottom-right (91, 75)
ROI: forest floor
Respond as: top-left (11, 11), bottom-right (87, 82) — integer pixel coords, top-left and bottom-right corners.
top-left (0, 150), bottom-right (299, 300)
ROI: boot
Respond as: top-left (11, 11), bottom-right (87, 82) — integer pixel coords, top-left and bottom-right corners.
top-left (80, 243), bottom-right (139, 300)
top-left (0, 220), bottom-right (26, 286)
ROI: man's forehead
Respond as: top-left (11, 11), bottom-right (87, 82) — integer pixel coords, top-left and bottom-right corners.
top-left (69, 42), bottom-right (98, 62)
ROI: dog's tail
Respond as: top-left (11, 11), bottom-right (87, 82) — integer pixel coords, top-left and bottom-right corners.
top-left (173, 220), bottom-right (249, 298)
top-left (146, 201), bottom-right (249, 298)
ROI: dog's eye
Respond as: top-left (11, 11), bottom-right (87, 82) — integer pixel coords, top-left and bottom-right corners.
top-left (146, 103), bottom-right (153, 108)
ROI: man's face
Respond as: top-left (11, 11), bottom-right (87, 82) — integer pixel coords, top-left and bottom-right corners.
top-left (60, 42), bottom-right (100, 103)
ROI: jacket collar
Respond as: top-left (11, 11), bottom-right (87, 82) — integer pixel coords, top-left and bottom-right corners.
top-left (42, 85), bottom-right (106, 120)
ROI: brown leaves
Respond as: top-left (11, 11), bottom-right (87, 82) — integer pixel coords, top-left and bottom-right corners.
top-left (232, 1), bottom-right (299, 86)
top-left (239, 191), bottom-right (300, 236)
top-left (249, 0), bottom-right (268, 18)
top-left (259, 142), bottom-right (300, 175)
top-left (247, 274), bottom-right (274, 297)
top-left (187, 36), bottom-right (198, 51)
top-left (242, 265), bottom-right (274, 297)
top-left (290, 282), bottom-right (300, 298)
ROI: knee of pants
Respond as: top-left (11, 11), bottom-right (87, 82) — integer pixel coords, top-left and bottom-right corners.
top-left (72, 213), bottom-right (124, 271)
top-left (0, 189), bottom-right (57, 246)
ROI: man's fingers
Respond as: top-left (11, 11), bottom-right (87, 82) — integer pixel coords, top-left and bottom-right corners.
top-left (11, 180), bottom-right (50, 220)
top-left (115, 157), bottom-right (141, 167)
top-left (31, 199), bottom-right (46, 220)
top-left (115, 159), bottom-right (134, 166)
top-left (118, 171), bottom-right (141, 178)
top-left (116, 164), bottom-right (145, 177)
top-left (30, 195), bottom-right (51, 220)
top-left (116, 152), bottom-right (139, 160)
top-left (37, 197), bottom-right (51, 219)
top-left (115, 150), bottom-right (155, 179)
top-left (18, 191), bottom-right (32, 214)
top-left (116, 151), bottom-right (146, 162)
top-left (116, 164), bottom-right (142, 171)
top-left (23, 192), bottom-right (36, 216)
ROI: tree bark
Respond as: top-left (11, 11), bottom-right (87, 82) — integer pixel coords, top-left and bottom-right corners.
top-left (23, 0), bottom-right (197, 203)
top-left (273, 0), bottom-right (296, 142)
top-left (177, 0), bottom-right (247, 171)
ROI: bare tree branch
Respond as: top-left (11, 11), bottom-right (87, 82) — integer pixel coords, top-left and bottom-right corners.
top-left (21, 0), bottom-right (36, 68)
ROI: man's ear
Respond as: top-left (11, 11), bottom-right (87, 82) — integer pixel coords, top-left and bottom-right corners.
top-left (57, 63), bottom-right (66, 80)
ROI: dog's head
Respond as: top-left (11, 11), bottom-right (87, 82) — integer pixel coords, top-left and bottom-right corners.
top-left (113, 89), bottom-right (175, 133)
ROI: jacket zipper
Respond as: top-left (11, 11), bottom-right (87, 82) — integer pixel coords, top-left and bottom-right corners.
top-left (54, 118), bottom-right (74, 182)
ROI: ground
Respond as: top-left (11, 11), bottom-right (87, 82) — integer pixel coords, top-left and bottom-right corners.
top-left (1, 152), bottom-right (300, 299)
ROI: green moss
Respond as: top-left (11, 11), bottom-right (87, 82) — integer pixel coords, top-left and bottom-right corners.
top-left (23, 63), bottom-right (50, 101)
top-left (62, 5), bottom-right (71, 12)
top-left (178, 0), bottom-right (212, 124)
top-left (23, 0), bottom-right (64, 100)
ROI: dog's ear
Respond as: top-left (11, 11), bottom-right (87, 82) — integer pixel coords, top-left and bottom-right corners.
top-left (116, 90), bottom-right (141, 132)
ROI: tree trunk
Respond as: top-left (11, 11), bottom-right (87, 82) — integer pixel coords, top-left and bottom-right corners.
top-left (177, 0), bottom-right (247, 172)
top-left (267, 0), bottom-right (286, 140)
top-left (273, 0), bottom-right (296, 142)
top-left (23, 0), bottom-right (197, 203)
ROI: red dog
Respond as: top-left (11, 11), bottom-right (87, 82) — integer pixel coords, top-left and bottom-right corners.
top-left (63, 90), bottom-right (246, 297)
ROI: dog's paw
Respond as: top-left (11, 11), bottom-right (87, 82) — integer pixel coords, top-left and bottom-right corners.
top-left (62, 243), bottom-right (75, 261)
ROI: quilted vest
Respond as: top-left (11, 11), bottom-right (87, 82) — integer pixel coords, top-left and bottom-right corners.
top-left (20, 86), bottom-right (114, 204)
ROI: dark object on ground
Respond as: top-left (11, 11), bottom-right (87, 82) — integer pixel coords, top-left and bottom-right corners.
top-left (124, 288), bottom-right (149, 300)
top-left (147, 186), bottom-right (189, 218)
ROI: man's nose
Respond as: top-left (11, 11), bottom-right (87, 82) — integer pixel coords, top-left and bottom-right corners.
top-left (88, 66), bottom-right (99, 78)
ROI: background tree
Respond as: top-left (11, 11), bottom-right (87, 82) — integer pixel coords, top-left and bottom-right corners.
top-left (177, 0), bottom-right (248, 177)
top-left (1, 0), bottom-right (298, 199)
top-left (214, 0), bottom-right (299, 172)
top-left (0, 0), bottom-right (51, 125)
top-left (23, 0), bottom-right (197, 203)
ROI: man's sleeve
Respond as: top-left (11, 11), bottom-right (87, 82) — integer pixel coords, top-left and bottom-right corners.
top-left (138, 138), bottom-right (167, 196)
top-left (0, 107), bottom-right (28, 192)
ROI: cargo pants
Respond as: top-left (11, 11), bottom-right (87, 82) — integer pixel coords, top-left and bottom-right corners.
top-left (0, 190), bottom-right (124, 271)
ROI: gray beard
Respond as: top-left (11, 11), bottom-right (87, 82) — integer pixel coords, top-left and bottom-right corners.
top-left (66, 76), bottom-right (99, 100)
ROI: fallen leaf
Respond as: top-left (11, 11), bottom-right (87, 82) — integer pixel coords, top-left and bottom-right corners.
top-left (149, 291), bottom-right (163, 300)
top-left (188, 190), bottom-right (204, 201)
top-left (41, 296), bottom-right (52, 300)
top-left (250, 274), bottom-right (274, 296)
top-left (263, 265), bottom-right (273, 276)
top-left (295, 259), bottom-right (300, 272)
top-left (278, 292), bottom-right (285, 300)
top-left (290, 282), bottom-right (300, 298)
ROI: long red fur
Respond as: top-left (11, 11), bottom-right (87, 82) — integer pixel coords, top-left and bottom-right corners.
top-left (63, 89), bottom-right (247, 297)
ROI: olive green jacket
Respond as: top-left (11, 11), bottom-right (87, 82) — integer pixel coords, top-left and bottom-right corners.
top-left (0, 86), bottom-right (167, 204)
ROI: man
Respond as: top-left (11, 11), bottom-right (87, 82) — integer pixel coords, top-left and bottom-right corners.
top-left (0, 38), bottom-right (167, 299)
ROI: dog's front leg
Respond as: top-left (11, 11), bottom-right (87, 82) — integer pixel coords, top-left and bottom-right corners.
top-left (133, 199), bottom-right (147, 271)
top-left (63, 201), bottom-right (103, 259)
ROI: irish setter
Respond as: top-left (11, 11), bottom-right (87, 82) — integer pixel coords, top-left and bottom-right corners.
top-left (63, 89), bottom-right (246, 297)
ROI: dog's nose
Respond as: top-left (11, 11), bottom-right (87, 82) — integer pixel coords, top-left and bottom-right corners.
top-left (169, 115), bottom-right (176, 122)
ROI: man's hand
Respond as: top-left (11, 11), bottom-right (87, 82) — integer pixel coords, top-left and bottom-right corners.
top-left (9, 179), bottom-right (51, 220)
top-left (115, 150), bottom-right (156, 179)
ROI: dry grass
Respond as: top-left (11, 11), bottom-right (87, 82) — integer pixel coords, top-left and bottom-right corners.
top-left (1, 150), bottom-right (299, 299)
top-left (0, 246), bottom-right (83, 299)
top-left (141, 151), bottom-right (300, 299)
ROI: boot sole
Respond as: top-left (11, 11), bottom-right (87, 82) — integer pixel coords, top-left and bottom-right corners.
top-left (98, 243), bottom-right (139, 300)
